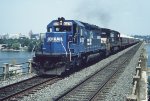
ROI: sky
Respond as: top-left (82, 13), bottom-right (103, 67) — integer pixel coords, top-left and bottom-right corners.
top-left (0, 0), bottom-right (150, 36)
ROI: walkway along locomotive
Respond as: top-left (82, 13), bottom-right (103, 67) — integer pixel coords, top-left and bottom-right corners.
top-left (32, 17), bottom-right (139, 75)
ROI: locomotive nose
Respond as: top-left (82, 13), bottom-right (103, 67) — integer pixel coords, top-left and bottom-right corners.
top-left (46, 32), bottom-right (68, 54)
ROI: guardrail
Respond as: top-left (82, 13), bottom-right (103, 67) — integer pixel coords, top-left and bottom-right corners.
top-left (126, 48), bottom-right (148, 101)
top-left (0, 59), bottom-right (33, 80)
top-left (126, 60), bottom-right (142, 101)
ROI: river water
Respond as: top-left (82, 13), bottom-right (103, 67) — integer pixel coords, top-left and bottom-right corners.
top-left (0, 51), bottom-right (33, 66)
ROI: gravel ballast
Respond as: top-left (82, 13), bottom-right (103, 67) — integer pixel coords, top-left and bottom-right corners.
top-left (20, 44), bottom-right (142, 101)
top-left (0, 73), bottom-right (36, 88)
top-left (104, 43), bottom-right (144, 101)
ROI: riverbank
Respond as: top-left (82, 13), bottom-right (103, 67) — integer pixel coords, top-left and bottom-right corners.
top-left (1, 49), bottom-right (23, 52)
top-left (0, 47), bottom-right (28, 52)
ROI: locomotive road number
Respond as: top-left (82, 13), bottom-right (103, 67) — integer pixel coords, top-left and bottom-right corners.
top-left (47, 37), bottom-right (63, 42)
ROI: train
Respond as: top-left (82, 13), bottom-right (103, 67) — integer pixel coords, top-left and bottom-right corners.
top-left (32, 17), bottom-right (139, 75)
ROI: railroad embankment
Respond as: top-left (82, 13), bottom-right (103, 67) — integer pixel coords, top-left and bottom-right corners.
top-left (21, 43), bottom-right (143, 101)
top-left (0, 43), bottom-right (146, 101)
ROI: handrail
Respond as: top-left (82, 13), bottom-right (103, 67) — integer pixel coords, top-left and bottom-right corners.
top-left (68, 41), bottom-right (72, 61)
top-left (61, 41), bottom-right (67, 57)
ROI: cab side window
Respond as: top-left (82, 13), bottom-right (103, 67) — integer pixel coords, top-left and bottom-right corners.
top-left (80, 28), bottom-right (83, 37)
top-left (47, 27), bottom-right (52, 32)
top-left (73, 24), bottom-right (77, 43)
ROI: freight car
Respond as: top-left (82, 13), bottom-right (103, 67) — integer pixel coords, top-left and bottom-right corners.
top-left (32, 17), bottom-right (139, 75)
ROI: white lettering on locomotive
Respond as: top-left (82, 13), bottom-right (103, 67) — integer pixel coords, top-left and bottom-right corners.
top-left (97, 36), bottom-right (101, 39)
top-left (87, 39), bottom-right (92, 45)
top-left (80, 38), bottom-right (84, 43)
top-left (47, 37), bottom-right (63, 42)
top-left (101, 38), bottom-right (107, 43)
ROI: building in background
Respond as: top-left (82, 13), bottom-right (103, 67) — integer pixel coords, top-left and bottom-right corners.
top-left (0, 34), bottom-right (9, 39)
top-left (28, 30), bottom-right (40, 40)
top-left (0, 33), bottom-right (28, 39)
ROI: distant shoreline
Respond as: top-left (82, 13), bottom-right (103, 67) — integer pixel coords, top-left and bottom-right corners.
top-left (0, 49), bottom-right (27, 52)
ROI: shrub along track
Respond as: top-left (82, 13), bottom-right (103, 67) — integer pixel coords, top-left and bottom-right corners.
top-left (55, 43), bottom-right (141, 101)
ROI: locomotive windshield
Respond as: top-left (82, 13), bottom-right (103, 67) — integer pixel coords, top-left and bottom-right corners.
top-left (54, 26), bottom-right (71, 32)
top-left (53, 22), bottom-right (72, 32)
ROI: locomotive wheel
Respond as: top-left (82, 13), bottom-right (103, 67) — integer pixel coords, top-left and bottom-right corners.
top-left (76, 58), bottom-right (82, 67)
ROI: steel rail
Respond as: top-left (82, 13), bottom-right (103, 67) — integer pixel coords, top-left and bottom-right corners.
top-left (0, 76), bottom-right (61, 101)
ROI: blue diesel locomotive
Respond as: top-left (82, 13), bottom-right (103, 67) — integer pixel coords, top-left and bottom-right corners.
top-left (33, 17), bottom-right (107, 75)
top-left (32, 17), bottom-right (139, 75)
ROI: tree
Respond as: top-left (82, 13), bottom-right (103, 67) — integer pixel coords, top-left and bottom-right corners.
top-left (19, 38), bottom-right (30, 47)
top-left (28, 41), bottom-right (36, 52)
top-left (12, 43), bottom-right (20, 50)
top-left (0, 39), bottom-right (4, 44)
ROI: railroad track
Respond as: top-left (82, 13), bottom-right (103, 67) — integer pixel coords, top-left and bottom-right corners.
top-left (55, 43), bottom-right (141, 101)
top-left (0, 75), bottom-right (62, 101)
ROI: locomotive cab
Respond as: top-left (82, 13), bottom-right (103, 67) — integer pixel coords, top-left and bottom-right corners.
top-left (33, 17), bottom-right (85, 75)
top-left (45, 17), bottom-right (73, 54)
